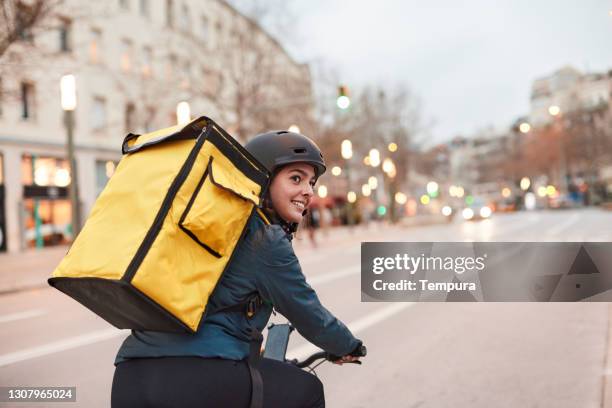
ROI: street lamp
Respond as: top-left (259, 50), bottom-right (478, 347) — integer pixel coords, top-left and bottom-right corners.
top-left (331, 166), bottom-right (342, 176)
top-left (382, 158), bottom-right (396, 178)
top-left (288, 124), bottom-right (300, 133)
top-left (341, 139), bottom-right (352, 160)
top-left (176, 101), bottom-right (191, 125)
top-left (337, 85), bottom-right (350, 110)
top-left (368, 176), bottom-right (378, 190)
top-left (317, 185), bottom-right (328, 198)
top-left (368, 149), bottom-right (380, 167)
top-left (520, 177), bottom-right (531, 191)
top-left (60, 74), bottom-right (81, 238)
top-left (519, 122), bottom-right (531, 134)
top-left (341, 139), bottom-right (355, 226)
top-left (548, 105), bottom-right (561, 116)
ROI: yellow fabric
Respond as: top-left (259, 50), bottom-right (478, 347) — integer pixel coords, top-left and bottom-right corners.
top-left (132, 141), bottom-right (259, 331)
top-left (51, 120), bottom-right (266, 332)
top-left (53, 138), bottom-right (194, 280)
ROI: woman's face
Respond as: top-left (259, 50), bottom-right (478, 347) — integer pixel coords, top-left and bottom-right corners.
top-left (269, 163), bottom-right (316, 224)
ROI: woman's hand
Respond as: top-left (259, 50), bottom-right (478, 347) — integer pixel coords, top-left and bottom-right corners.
top-left (332, 355), bottom-right (360, 365)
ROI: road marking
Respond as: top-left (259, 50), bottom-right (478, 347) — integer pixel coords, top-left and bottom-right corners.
top-left (0, 309), bottom-right (47, 324)
top-left (307, 265), bottom-right (359, 286)
top-left (286, 302), bottom-right (414, 361)
top-left (0, 328), bottom-right (125, 367)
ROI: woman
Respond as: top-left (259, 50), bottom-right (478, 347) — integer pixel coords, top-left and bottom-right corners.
top-left (111, 130), bottom-right (363, 408)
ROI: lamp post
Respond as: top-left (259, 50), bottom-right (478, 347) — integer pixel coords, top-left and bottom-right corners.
top-left (61, 74), bottom-right (81, 238)
top-left (341, 139), bottom-right (354, 226)
top-left (549, 105), bottom-right (568, 194)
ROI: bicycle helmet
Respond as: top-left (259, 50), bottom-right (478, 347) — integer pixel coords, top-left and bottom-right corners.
top-left (244, 130), bottom-right (326, 178)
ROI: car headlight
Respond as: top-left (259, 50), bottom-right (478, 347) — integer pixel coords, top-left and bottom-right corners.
top-left (441, 206), bottom-right (452, 216)
top-left (480, 206), bottom-right (492, 218)
top-left (462, 208), bottom-right (474, 220)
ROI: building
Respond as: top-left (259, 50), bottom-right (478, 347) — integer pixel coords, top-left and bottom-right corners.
top-left (0, 0), bottom-right (315, 253)
top-left (529, 65), bottom-right (611, 126)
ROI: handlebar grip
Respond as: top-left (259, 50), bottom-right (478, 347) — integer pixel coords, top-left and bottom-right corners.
top-left (351, 344), bottom-right (367, 357)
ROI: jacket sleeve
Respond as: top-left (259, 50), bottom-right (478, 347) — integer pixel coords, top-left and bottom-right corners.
top-left (252, 225), bottom-right (360, 356)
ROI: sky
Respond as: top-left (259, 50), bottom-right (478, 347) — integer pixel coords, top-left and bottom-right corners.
top-left (255, 0), bottom-right (612, 144)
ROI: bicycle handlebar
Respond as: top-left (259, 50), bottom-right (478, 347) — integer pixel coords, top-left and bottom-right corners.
top-left (291, 345), bottom-right (367, 368)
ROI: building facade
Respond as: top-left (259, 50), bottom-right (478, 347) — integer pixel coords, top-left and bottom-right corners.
top-left (0, 0), bottom-right (315, 252)
top-left (529, 65), bottom-right (611, 126)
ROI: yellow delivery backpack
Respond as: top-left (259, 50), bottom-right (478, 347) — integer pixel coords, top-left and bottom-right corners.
top-left (48, 116), bottom-right (270, 333)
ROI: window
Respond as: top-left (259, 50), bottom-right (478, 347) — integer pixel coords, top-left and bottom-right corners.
top-left (59, 17), bottom-right (72, 52)
top-left (89, 28), bottom-right (102, 63)
top-left (180, 60), bottom-right (191, 88)
top-left (166, 53), bottom-right (177, 79)
top-left (180, 4), bottom-right (190, 31)
top-left (201, 16), bottom-right (209, 43)
top-left (142, 46), bottom-right (153, 77)
top-left (166, 0), bottom-right (174, 27)
top-left (120, 38), bottom-right (133, 72)
top-left (91, 96), bottom-right (107, 130)
top-left (20, 82), bottom-right (35, 120)
top-left (144, 107), bottom-right (156, 132)
top-left (139, 0), bottom-right (150, 17)
top-left (125, 102), bottom-right (136, 132)
top-left (16, 3), bottom-right (34, 42)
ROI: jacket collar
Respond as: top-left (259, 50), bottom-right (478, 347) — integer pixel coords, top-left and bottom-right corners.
top-left (260, 206), bottom-right (297, 241)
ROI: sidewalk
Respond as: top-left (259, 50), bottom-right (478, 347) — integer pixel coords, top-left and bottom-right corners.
top-left (0, 222), bottom-right (403, 295)
top-left (0, 245), bottom-right (69, 294)
top-left (0, 216), bottom-right (439, 295)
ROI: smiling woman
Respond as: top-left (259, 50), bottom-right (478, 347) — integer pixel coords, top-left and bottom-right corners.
top-left (111, 129), bottom-right (364, 408)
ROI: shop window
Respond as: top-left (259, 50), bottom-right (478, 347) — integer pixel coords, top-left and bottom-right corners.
top-left (21, 154), bottom-right (73, 248)
top-left (95, 160), bottom-right (118, 196)
top-left (24, 199), bottom-right (72, 248)
top-left (21, 154), bottom-right (70, 187)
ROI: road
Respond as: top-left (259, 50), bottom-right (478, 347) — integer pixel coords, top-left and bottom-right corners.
top-left (1, 208), bottom-right (612, 407)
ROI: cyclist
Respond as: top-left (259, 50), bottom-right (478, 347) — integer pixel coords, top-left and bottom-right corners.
top-left (111, 130), bottom-right (364, 408)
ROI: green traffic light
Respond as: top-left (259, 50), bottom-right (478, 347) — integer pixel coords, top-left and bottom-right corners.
top-left (377, 205), bottom-right (387, 216)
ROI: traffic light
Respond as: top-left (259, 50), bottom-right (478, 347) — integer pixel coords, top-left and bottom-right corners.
top-left (337, 85), bottom-right (350, 109)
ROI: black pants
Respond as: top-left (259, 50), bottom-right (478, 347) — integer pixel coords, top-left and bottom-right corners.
top-left (111, 357), bottom-right (324, 408)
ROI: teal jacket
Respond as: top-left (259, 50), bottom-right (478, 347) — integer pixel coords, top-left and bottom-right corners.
top-left (115, 211), bottom-right (360, 364)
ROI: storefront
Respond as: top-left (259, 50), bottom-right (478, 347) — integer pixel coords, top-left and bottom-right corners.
top-left (21, 154), bottom-right (72, 249)
top-left (0, 153), bottom-right (6, 252)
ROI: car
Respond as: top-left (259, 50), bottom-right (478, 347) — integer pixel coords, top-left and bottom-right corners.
top-left (461, 199), bottom-right (493, 221)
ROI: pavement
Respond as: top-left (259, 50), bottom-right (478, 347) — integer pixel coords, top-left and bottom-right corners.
top-left (0, 221), bottom-right (400, 295)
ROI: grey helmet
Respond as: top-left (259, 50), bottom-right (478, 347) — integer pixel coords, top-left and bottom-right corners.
top-left (244, 130), bottom-right (326, 178)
